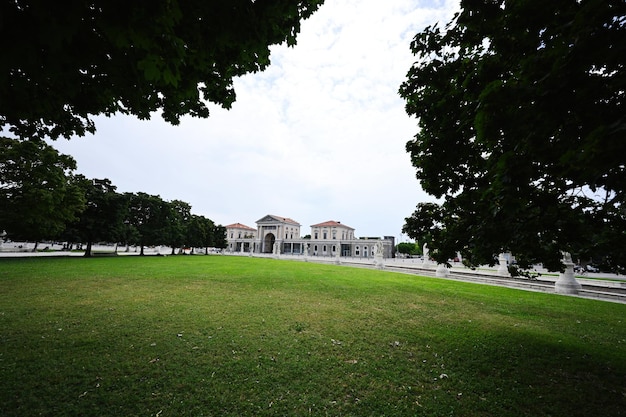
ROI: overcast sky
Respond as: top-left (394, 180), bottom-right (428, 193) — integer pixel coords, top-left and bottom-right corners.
top-left (49, 0), bottom-right (459, 240)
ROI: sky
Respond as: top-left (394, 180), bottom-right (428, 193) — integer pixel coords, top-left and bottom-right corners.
top-left (49, 0), bottom-right (459, 241)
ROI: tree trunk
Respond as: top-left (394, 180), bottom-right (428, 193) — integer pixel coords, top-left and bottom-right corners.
top-left (32, 241), bottom-right (39, 252)
top-left (140, 245), bottom-right (145, 256)
top-left (84, 241), bottom-right (93, 257)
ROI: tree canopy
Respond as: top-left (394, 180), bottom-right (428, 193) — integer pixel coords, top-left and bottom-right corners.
top-left (399, 0), bottom-right (625, 272)
top-left (67, 176), bottom-right (128, 256)
top-left (0, 0), bottom-right (324, 139)
top-left (396, 242), bottom-right (421, 257)
top-left (0, 137), bottom-right (85, 247)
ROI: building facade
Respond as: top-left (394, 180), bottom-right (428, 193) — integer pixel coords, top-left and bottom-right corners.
top-left (224, 223), bottom-right (257, 252)
top-left (225, 215), bottom-right (393, 258)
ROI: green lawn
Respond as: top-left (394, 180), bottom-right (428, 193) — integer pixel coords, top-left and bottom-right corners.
top-left (0, 255), bottom-right (624, 416)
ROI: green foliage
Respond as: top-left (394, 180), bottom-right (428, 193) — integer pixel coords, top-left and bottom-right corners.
top-left (396, 242), bottom-right (420, 256)
top-left (0, 138), bottom-right (225, 252)
top-left (118, 192), bottom-right (225, 254)
top-left (399, 0), bottom-right (626, 272)
top-left (125, 192), bottom-right (174, 255)
top-left (0, 137), bottom-right (85, 244)
top-left (0, 0), bottom-right (324, 139)
top-left (66, 176), bottom-right (128, 256)
top-left (166, 199), bottom-right (192, 253)
top-left (0, 256), bottom-right (624, 416)
top-left (212, 224), bottom-right (227, 249)
top-left (185, 214), bottom-right (215, 252)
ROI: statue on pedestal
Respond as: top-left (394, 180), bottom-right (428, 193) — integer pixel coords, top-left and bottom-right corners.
top-left (555, 251), bottom-right (582, 294)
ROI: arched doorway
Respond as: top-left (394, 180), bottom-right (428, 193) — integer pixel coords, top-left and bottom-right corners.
top-left (264, 233), bottom-right (276, 253)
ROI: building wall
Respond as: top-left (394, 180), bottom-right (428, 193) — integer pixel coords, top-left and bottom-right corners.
top-left (227, 227), bottom-right (256, 240)
top-left (310, 225), bottom-right (354, 241)
top-left (226, 215), bottom-right (393, 258)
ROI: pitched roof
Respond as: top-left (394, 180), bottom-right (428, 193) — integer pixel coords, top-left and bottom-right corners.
top-left (310, 220), bottom-right (354, 230)
top-left (225, 223), bottom-right (256, 231)
top-left (256, 214), bottom-right (301, 226)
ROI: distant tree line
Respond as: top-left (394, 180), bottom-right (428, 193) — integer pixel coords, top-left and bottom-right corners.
top-left (1, 137), bottom-right (226, 256)
top-left (396, 242), bottom-right (421, 257)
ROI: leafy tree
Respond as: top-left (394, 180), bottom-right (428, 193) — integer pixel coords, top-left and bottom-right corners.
top-left (1, 0), bottom-right (324, 139)
top-left (0, 137), bottom-right (85, 249)
top-left (68, 176), bottom-right (127, 257)
top-left (185, 214), bottom-right (216, 254)
top-left (399, 0), bottom-right (626, 272)
top-left (396, 242), bottom-right (420, 256)
top-left (119, 217), bottom-right (141, 254)
top-left (125, 192), bottom-right (171, 255)
top-left (166, 199), bottom-right (192, 254)
top-left (212, 224), bottom-right (228, 250)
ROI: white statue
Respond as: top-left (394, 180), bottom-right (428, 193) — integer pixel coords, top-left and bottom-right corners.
top-left (562, 251), bottom-right (573, 264)
top-left (555, 251), bottom-right (581, 294)
top-left (375, 240), bottom-right (384, 256)
top-left (423, 243), bottom-right (429, 260)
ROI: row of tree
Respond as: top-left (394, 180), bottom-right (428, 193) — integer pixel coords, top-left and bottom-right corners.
top-left (0, 137), bottom-right (226, 256)
top-left (1, 1), bottom-right (322, 255)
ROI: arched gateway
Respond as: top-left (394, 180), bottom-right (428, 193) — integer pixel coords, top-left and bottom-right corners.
top-left (263, 233), bottom-right (275, 253)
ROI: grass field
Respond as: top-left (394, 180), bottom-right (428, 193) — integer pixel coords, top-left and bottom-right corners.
top-left (0, 255), bottom-right (624, 416)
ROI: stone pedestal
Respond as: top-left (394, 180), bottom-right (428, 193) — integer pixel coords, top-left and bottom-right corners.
top-left (374, 254), bottom-right (384, 269)
top-left (555, 253), bottom-right (582, 295)
top-left (497, 253), bottom-right (510, 277)
top-left (435, 263), bottom-right (449, 277)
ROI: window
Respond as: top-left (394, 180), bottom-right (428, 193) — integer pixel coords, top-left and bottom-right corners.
top-left (355, 246), bottom-right (360, 256)
top-left (332, 245), bottom-right (336, 252)
top-left (238, 232), bottom-right (241, 238)
top-left (323, 231), bottom-right (327, 239)
top-left (230, 232), bottom-right (233, 238)
top-left (323, 245), bottom-right (327, 252)
top-left (314, 232), bottom-right (318, 239)
top-left (332, 231), bottom-right (336, 239)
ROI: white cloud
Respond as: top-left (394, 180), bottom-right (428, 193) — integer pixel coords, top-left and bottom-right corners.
top-left (49, 0), bottom-right (459, 238)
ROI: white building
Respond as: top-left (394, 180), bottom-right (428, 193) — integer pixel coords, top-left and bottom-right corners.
top-left (256, 214), bottom-right (302, 254)
top-left (225, 214), bottom-right (394, 258)
top-left (224, 223), bottom-right (257, 252)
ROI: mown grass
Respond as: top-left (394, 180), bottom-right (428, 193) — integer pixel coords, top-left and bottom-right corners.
top-left (0, 255), bottom-right (624, 416)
